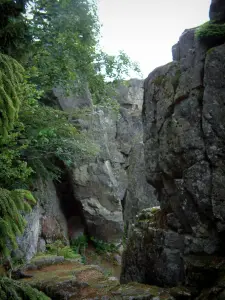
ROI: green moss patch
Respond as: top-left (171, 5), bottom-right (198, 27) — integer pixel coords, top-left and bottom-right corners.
top-left (153, 75), bottom-right (165, 87)
top-left (195, 21), bottom-right (225, 46)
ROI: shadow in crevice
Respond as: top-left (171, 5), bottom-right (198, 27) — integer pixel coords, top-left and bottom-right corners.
top-left (54, 164), bottom-right (87, 241)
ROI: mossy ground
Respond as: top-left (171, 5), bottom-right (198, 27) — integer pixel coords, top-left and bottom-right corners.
top-left (19, 254), bottom-right (177, 299)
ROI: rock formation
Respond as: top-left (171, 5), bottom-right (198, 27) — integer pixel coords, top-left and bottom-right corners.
top-left (121, 1), bottom-right (225, 298)
top-left (63, 79), bottom-right (158, 243)
top-left (210, 0), bottom-right (225, 22)
top-left (15, 79), bottom-right (157, 260)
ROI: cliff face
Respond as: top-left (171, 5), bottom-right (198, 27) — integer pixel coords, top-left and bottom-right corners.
top-left (15, 79), bottom-right (158, 261)
top-left (121, 1), bottom-right (225, 296)
top-left (66, 79), bottom-right (158, 243)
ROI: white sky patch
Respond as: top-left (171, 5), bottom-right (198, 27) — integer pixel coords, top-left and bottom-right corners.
top-left (98, 0), bottom-right (211, 78)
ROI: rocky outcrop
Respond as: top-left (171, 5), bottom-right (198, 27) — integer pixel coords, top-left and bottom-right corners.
top-left (209, 0), bottom-right (225, 22)
top-left (16, 79), bottom-right (157, 260)
top-left (121, 3), bottom-right (225, 296)
top-left (36, 179), bottom-right (69, 244)
top-left (14, 204), bottom-right (41, 261)
top-left (13, 179), bottom-right (69, 261)
top-left (55, 79), bottom-right (157, 243)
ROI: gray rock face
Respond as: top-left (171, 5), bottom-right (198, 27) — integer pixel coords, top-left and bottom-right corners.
top-left (123, 142), bottom-right (158, 229)
top-left (36, 179), bottom-right (69, 244)
top-left (209, 0), bottom-right (225, 22)
top-left (14, 204), bottom-right (41, 261)
top-left (69, 79), bottom-right (157, 242)
top-left (13, 179), bottom-right (69, 261)
top-left (121, 25), bottom-right (225, 291)
top-left (18, 79), bottom-right (157, 258)
top-left (53, 84), bottom-right (92, 110)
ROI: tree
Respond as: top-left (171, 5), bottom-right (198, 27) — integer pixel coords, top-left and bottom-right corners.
top-left (28, 0), bottom-right (99, 91)
top-left (28, 0), bottom-right (141, 103)
top-left (0, 53), bottom-right (25, 137)
top-left (0, 0), bottom-right (30, 61)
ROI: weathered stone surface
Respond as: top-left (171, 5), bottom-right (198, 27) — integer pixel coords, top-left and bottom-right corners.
top-left (121, 209), bottom-right (185, 287)
top-left (15, 179), bottom-right (69, 261)
top-left (68, 79), bottom-right (158, 242)
top-left (21, 259), bottom-right (177, 300)
top-left (18, 79), bottom-right (157, 257)
top-left (122, 24), bottom-right (225, 294)
top-left (14, 204), bottom-right (41, 261)
top-left (53, 83), bottom-right (92, 110)
top-left (37, 238), bottom-right (46, 253)
top-left (36, 179), bottom-right (69, 244)
top-left (123, 143), bottom-right (158, 229)
top-left (209, 0), bottom-right (225, 22)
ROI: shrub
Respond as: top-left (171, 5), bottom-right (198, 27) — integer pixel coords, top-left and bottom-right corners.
top-left (46, 240), bottom-right (79, 259)
top-left (0, 189), bottom-right (36, 257)
top-left (0, 277), bottom-right (49, 300)
top-left (19, 83), bottom-right (99, 181)
top-left (0, 53), bottom-right (25, 138)
top-left (195, 21), bottom-right (225, 46)
top-left (90, 237), bottom-right (118, 254)
top-left (71, 235), bottom-right (88, 255)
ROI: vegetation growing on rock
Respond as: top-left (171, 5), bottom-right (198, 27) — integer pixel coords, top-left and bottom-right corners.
top-left (0, 0), bottom-right (140, 264)
top-left (195, 21), bottom-right (225, 46)
top-left (0, 54), bottom-right (25, 137)
top-left (0, 277), bottom-right (49, 300)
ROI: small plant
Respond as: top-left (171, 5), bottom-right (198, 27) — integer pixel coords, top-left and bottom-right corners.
top-left (58, 246), bottom-right (80, 259)
top-left (71, 235), bottom-right (88, 255)
top-left (46, 240), bottom-right (64, 256)
top-left (46, 240), bottom-right (79, 259)
top-left (195, 21), bottom-right (225, 46)
top-left (90, 237), bottom-right (118, 254)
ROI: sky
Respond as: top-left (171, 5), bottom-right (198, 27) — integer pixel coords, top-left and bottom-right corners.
top-left (98, 0), bottom-right (211, 78)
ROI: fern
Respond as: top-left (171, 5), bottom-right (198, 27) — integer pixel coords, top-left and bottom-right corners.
top-left (0, 188), bottom-right (36, 257)
top-left (0, 277), bottom-right (49, 300)
top-left (0, 53), bottom-right (24, 137)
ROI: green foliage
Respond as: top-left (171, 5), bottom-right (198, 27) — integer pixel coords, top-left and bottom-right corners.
top-left (46, 240), bottom-right (80, 259)
top-left (0, 125), bottom-right (33, 189)
top-left (0, 188), bottom-right (36, 257)
top-left (90, 237), bottom-right (118, 254)
top-left (28, 0), bottom-right (141, 106)
top-left (0, 53), bottom-right (25, 137)
top-left (18, 82), bottom-right (99, 180)
top-left (28, 0), bottom-right (99, 92)
top-left (0, 0), bottom-right (31, 61)
top-left (71, 235), bottom-right (88, 255)
top-left (0, 276), bottom-right (49, 300)
top-left (195, 21), bottom-right (225, 45)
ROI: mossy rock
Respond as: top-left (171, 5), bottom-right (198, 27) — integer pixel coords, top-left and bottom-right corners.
top-left (30, 254), bottom-right (65, 267)
top-left (111, 282), bottom-right (175, 299)
top-left (153, 75), bottom-right (166, 87)
top-left (195, 21), bottom-right (225, 47)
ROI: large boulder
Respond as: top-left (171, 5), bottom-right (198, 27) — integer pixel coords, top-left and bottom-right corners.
top-left (121, 24), bottom-right (225, 294)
